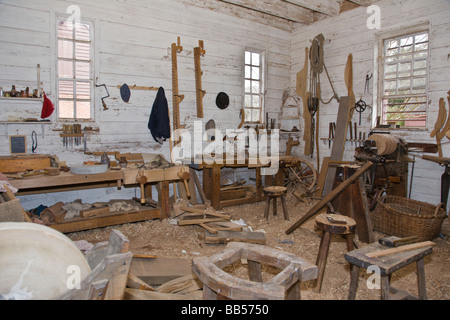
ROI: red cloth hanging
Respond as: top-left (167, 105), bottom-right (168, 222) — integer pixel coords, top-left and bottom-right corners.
top-left (41, 92), bottom-right (54, 119)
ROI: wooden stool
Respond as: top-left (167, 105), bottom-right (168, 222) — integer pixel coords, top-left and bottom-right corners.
top-left (345, 236), bottom-right (434, 300)
top-left (192, 242), bottom-right (317, 300)
top-left (314, 213), bottom-right (356, 292)
top-left (263, 186), bottom-right (289, 220)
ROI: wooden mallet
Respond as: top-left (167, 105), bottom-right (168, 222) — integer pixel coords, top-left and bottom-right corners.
top-left (177, 167), bottom-right (190, 198)
top-left (136, 172), bottom-right (148, 204)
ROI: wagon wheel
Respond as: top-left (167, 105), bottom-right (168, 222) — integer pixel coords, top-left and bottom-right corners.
top-left (281, 157), bottom-right (318, 195)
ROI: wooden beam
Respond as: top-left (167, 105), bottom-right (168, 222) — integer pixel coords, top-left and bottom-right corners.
top-left (347, 0), bottom-right (372, 6)
top-left (284, 0), bottom-right (340, 16)
top-left (219, 0), bottom-right (314, 23)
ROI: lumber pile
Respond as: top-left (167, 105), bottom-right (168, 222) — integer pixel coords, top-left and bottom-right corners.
top-left (125, 268), bottom-right (203, 300)
top-left (173, 200), bottom-right (266, 245)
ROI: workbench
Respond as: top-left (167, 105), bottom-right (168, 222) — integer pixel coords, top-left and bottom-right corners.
top-left (190, 155), bottom-right (276, 210)
top-left (9, 165), bottom-right (188, 232)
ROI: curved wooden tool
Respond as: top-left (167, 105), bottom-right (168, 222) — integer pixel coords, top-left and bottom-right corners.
top-left (431, 97), bottom-right (446, 137)
top-left (136, 172), bottom-right (148, 204)
top-left (345, 54), bottom-right (356, 118)
top-left (238, 108), bottom-right (245, 129)
top-left (177, 167), bottom-right (191, 198)
top-left (296, 47), bottom-right (312, 155)
top-left (436, 95), bottom-right (450, 157)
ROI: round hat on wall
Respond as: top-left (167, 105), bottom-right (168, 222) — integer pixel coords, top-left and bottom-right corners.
top-left (120, 84), bottom-right (131, 103)
top-left (216, 92), bottom-right (229, 110)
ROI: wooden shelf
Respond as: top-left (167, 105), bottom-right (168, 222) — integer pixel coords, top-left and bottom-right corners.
top-left (0, 97), bottom-right (43, 101)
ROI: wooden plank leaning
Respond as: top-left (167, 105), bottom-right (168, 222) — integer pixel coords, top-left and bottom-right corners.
top-left (286, 161), bottom-right (373, 235)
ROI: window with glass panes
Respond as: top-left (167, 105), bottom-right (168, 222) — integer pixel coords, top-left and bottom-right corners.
top-left (381, 31), bottom-right (429, 128)
top-left (244, 50), bottom-right (264, 123)
top-left (57, 18), bottom-right (92, 120)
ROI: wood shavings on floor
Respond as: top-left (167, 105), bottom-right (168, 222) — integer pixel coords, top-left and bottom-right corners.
top-left (67, 193), bottom-right (450, 300)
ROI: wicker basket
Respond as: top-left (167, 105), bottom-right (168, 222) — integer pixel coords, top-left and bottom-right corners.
top-left (371, 195), bottom-right (447, 241)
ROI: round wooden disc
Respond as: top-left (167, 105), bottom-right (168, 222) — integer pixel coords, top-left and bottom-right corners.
top-left (315, 213), bottom-right (356, 234)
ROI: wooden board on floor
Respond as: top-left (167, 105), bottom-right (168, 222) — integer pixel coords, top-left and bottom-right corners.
top-left (50, 208), bottom-right (160, 233)
top-left (130, 257), bottom-right (194, 286)
top-left (203, 230), bottom-right (266, 245)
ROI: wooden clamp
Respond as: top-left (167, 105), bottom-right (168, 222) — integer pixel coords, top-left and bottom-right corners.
top-left (172, 37), bottom-right (184, 132)
top-left (194, 40), bottom-right (206, 119)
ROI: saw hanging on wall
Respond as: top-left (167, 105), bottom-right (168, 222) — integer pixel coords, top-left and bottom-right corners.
top-left (194, 40), bottom-right (206, 118)
top-left (171, 36), bottom-right (184, 133)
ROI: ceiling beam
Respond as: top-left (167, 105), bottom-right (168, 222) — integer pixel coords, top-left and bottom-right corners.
top-left (283, 0), bottom-right (340, 16)
top-left (218, 0), bottom-right (314, 24)
top-left (347, 0), bottom-right (372, 6)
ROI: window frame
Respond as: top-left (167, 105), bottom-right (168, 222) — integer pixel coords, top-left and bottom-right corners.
top-left (375, 22), bottom-right (431, 130)
top-left (243, 48), bottom-right (266, 124)
top-left (53, 13), bottom-right (97, 124)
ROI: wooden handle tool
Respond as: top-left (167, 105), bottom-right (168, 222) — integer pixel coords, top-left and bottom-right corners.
top-left (177, 168), bottom-right (190, 198)
top-left (136, 173), bottom-right (148, 204)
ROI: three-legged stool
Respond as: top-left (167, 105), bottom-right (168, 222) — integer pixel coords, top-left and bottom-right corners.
top-left (263, 186), bottom-right (289, 220)
top-left (314, 213), bottom-right (356, 292)
top-left (345, 236), bottom-right (434, 300)
top-left (192, 242), bottom-right (318, 300)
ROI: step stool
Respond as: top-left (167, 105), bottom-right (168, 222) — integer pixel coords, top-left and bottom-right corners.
top-left (263, 186), bottom-right (289, 220)
top-left (314, 212), bottom-right (357, 292)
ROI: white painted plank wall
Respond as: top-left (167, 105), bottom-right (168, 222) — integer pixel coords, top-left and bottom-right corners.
top-left (290, 0), bottom-right (450, 209)
top-left (0, 0), bottom-right (291, 209)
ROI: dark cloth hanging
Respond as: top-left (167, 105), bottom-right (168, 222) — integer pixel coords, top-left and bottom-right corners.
top-left (148, 87), bottom-right (170, 144)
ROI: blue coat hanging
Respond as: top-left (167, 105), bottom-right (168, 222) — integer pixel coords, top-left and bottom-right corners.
top-left (148, 87), bottom-right (171, 144)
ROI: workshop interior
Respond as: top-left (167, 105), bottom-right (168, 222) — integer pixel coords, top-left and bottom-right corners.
top-left (0, 0), bottom-right (449, 302)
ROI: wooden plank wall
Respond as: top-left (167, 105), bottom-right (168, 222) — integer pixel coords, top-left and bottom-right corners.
top-left (0, 0), bottom-right (291, 208)
top-left (290, 0), bottom-right (450, 209)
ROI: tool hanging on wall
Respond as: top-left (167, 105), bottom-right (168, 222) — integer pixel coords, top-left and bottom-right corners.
top-left (172, 37), bottom-right (184, 134)
top-left (352, 99), bottom-right (372, 125)
top-left (431, 91), bottom-right (450, 157)
top-left (365, 73), bottom-right (373, 94)
top-left (307, 34), bottom-right (339, 171)
top-left (296, 47), bottom-right (312, 156)
top-left (31, 131), bottom-right (38, 153)
top-left (96, 80), bottom-right (110, 111)
top-left (194, 40), bottom-right (206, 118)
top-left (345, 54), bottom-right (356, 119)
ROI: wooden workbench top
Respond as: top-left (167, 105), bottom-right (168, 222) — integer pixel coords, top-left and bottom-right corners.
top-left (10, 165), bottom-right (189, 191)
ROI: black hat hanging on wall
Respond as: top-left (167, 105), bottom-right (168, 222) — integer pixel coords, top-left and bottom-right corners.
top-left (120, 83), bottom-right (131, 103)
top-left (216, 92), bottom-right (229, 110)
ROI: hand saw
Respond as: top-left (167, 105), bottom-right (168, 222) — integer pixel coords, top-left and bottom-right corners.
top-left (172, 37), bottom-right (184, 132)
top-left (194, 40), bottom-right (206, 119)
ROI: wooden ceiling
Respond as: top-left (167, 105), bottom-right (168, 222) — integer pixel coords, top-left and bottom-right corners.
top-left (217, 0), bottom-right (373, 24)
